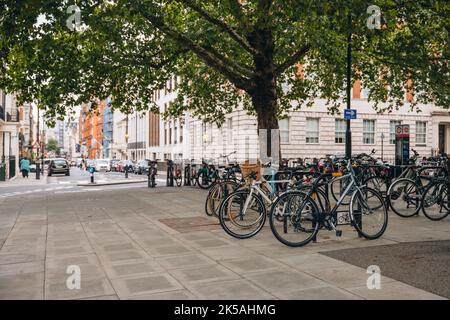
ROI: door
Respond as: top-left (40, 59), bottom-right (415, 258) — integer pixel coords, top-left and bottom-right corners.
top-left (439, 125), bottom-right (446, 155)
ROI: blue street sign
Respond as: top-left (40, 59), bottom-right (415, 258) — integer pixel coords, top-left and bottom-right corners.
top-left (344, 109), bottom-right (357, 120)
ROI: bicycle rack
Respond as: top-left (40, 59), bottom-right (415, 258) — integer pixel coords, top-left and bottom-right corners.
top-left (166, 160), bottom-right (174, 187)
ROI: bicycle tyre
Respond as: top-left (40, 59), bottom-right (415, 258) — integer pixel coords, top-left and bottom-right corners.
top-left (387, 178), bottom-right (421, 218)
top-left (219, 189), bottom-right (266, 239)
top-left (269, 190), bottom-right (320, 247)
top-left (421, 180), bottom-right (450, 221)
top-left (350, 187), bottom-right (388, 240)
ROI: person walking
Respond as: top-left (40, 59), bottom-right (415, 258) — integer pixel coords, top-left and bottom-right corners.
top-left (20, 157), bottom-right (30, 178)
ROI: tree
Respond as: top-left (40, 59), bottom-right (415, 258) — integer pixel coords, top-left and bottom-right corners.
top-left (46, 138), bottom-right (61, 156)
top-left (0, 1), bottom-right (448, 156)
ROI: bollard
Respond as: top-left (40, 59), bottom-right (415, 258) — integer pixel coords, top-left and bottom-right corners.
top-left (36, 163), bottom-right (41, 180)
top-left (89, 167), bottom-right (95, 184)
top-left (166, 160), bottom-right (174, 187)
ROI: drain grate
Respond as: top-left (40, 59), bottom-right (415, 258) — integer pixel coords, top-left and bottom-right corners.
top-left (158, 217), bottom-right (221, 233)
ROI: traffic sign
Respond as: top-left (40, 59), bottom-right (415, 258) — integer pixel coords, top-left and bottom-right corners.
top-left (344, 109), bottom-right (357, 120)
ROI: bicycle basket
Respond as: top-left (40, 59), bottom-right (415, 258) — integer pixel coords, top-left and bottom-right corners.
top-left (240, 162), bottom-right (261, 185)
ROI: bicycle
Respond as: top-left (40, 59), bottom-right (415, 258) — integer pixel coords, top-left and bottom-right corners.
top-left (218, 164), bottom-right (295, 239)
top-left (268, 159), bottom-right (388, 247)
top-left (421, 177), bottom-right (450, 221)
top-left (148, 160), bottom-right (159, 188)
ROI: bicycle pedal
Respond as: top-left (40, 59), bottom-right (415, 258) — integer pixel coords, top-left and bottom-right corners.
top-left (335, 230), bottom-right (343, 237)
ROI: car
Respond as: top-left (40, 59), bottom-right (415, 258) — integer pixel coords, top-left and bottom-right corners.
top-left (111, 159), bottom-right (120, 172)
top-left (43, 158), bottom-right (53, 171)
top-left (94, 159), bottom-right (111, 172)
top-left (135, 159), bottom-right (150, 175)
top-left (29, 163), bottom-right (37, 173)
top-left (48, 159), bottom-right (70, 176)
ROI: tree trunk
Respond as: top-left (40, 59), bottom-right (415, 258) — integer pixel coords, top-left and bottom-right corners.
top-left (248, 29), bottom-right (280, 161)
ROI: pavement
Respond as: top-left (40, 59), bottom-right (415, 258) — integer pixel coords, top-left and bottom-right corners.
top-left (0, 185), bottom-right (449, 300)
top-left (322, 240), bottom-right (450, 299)
top-left (0, 168), bottom-right (166, 199)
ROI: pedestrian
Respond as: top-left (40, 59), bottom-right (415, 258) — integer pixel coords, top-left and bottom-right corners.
top-left (20, 157), bottom-right (30, 178)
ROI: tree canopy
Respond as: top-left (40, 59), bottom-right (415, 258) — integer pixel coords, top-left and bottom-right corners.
top-left (0, 0), bottom-right (448, 128)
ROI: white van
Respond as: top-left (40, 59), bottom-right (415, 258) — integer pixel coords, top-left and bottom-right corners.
top-left (94, 159), bottom-right (111, 172)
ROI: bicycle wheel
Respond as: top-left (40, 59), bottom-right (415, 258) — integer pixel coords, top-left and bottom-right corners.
top-left (269, 191), bottom-right (319, 247)
top-left (205, 181), bottom-right (238, 217)
top-left (350, 187), bottom-right (388, 239)
top-left (175, 176), bottom-right (182, 187)
top-left (421, 181), bottom-right (450, 221)
top-left (197, 172), bottom-right (215, 189)
top-left (330, 176), bottom-right (353, 205)
top-left (219, 189), bottom-right (266, 239)
top-left (387, 178), bottom-right (421, 218)
top-left (364, 175), bottom-right (388, 199)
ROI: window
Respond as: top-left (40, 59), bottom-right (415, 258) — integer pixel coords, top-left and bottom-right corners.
top-left (335, 119), bottom-right (346, 144)
top-left (164, 125), bottom-right (167, 145)
top-left (169, 127), bottom-right (172, 144)
top-left (279, 118), bottom-right (290, 143)
top-left (363, 120), bottom-right (375, 144)
top-left (174, 126), bottom-right (178, 144)
top-left (390, 121), bottom-right (402, 144)
top-left (180, 124), bottom-right (183, 143)
top-left (416, 122), bottom-right (427, 145)
top-left (306, 118), bottom-right (319, 144)
top-left (227, 118), bottom-right (233, 145)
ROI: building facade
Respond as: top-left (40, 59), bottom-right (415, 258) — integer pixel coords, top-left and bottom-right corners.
top-left (0, 91), bottom-right (20, 180)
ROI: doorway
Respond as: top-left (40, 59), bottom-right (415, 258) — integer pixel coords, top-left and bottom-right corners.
top-left (439, 125), bottom-right (446, 155)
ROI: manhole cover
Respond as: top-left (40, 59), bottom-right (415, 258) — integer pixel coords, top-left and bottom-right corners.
top-left (159, 217), bottom-right (221, 233)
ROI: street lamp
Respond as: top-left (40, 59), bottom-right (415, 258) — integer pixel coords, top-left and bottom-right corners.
top-left (345, 12), bottom-right (353, 160)
top-left (381, 133), bottom-right (385, 162)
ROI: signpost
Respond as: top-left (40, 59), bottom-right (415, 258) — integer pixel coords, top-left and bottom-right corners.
top-left (344, 109), bottom-right (357, 120)
top-left (395, 125), bottom-right (411, 176)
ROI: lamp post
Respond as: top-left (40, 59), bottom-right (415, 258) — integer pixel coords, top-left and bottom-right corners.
top-left (125, 132), bottom-right (129, 179)
top-left (345, 12), bottom-right (353, 160)
top-left (36, 107), bottom-right (40, 180)
top-left (381, 133), bottom-right (385, 162)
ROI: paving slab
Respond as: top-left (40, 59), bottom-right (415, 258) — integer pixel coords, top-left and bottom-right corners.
top-left (110, 273), bottom-right (183, 298)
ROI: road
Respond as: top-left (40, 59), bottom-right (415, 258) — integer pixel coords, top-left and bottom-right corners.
top-left (0, 167), bottom-right (165, 198)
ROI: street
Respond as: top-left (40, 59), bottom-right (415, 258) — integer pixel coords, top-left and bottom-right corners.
top-left (0, 167), bottom-right (161, 199)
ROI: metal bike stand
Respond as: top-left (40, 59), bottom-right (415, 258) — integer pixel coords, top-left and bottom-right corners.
top-left (166, 160), bottom-right (174, 187)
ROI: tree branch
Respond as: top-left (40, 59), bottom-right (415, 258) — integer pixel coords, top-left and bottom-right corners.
top-left (275, 44), bottom-right (311, 75)
top-left (135, 8), bottom-right (254, 91)
top-left (177, 0), bottom-right (258, 55)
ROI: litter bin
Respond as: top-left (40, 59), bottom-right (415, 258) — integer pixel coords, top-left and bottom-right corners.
top-left (0, 163), bottom-right (6, 181)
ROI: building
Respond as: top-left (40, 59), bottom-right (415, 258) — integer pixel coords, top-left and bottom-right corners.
top-left (146, 78), bottom-right (448, 165)
top-left (18, 103), bottom-right (34, 159)
top-left (79, 101), bottom-right (106, 159)
top-left (103, 99), bottom-right (114, 159)
top-left (0, 90), bottom-right (20, 180)
top-left (148, 76), bottom-right (190, 161)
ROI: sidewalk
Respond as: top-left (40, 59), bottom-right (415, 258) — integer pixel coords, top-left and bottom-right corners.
top-left (0, 174), bottom-right (48, 188)
top-left (0, 186), bottom-right (448, 300)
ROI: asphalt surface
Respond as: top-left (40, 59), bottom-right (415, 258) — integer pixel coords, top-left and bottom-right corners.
top-left (322, 240), bottom-right (450, 298)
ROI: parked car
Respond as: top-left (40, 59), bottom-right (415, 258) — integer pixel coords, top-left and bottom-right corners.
top-left (94, 159), bottom-right (111, 172)
top-left (29, 163), bottom-right (37, 173)
top-left (135, 160), bottom-right (150, 175)
top-left (43, 158), bottom-right (53, 171)
top-left (123, 160), bottom-right (135, 173)
top-left (111, 159), bottom-right (120, 172)
top-left (48, 159), bottom-right (70, 176)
